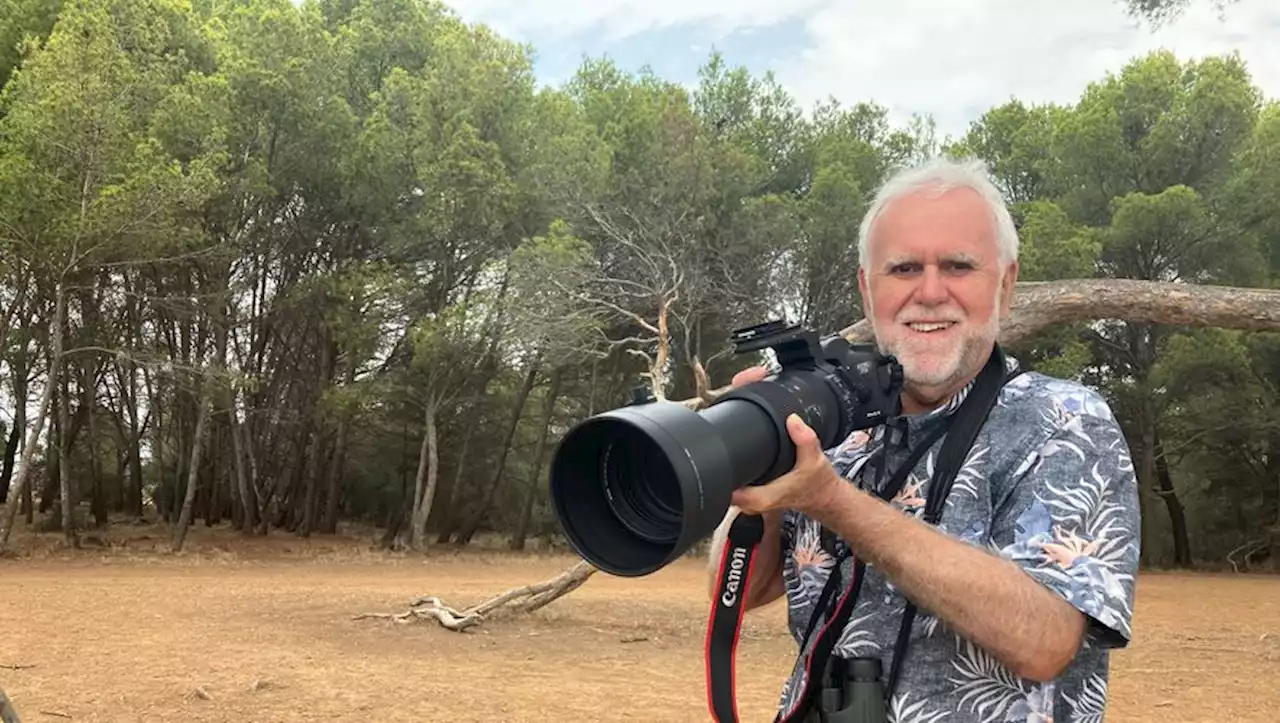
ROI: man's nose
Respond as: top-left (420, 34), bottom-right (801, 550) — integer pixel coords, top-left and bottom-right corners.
top-left (914, 265), bottom-right (949, 305)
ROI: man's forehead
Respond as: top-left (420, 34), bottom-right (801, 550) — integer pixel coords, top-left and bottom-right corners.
top-left (865, 188), bottom-right (997, 247)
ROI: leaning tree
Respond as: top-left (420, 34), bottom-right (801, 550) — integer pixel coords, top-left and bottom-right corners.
top-left (354, 277), bottom-right (1280, 631)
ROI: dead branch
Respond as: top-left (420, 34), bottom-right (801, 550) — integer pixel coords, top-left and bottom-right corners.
top-left (1227, 539), bottom-right (1271, 573)
top-left (355, 560), bottom-right (597, 632)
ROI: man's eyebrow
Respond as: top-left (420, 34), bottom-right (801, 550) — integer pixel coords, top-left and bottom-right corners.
top-left (880, 254), bottom-right (918, 268)
top-left (877, 252), bottom-right (981, 269)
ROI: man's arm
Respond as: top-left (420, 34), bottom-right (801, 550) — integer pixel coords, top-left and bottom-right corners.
top-left (809, 484), bottom-right (1086, 681)
top-left (805, 406), bottom-right (1140, 682)
top-left (706, 506), bottom-right (786, 611)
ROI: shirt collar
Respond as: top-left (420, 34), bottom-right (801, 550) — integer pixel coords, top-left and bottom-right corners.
top-left (885, 353), bottom-right (1022, 447)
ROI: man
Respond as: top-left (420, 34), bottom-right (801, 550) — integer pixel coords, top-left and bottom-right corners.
top-left (708, 156), bottom-right (1141, 722)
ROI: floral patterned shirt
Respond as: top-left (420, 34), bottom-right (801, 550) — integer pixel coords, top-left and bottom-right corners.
top-left (775, 355), bottom-right (1141, 722)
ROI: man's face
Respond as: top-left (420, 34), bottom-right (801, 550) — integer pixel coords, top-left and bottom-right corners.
top-left (856, 186), bottom-right (1017, 413)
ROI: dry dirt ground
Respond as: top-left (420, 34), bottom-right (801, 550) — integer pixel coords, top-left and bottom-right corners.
top-left (0, 524), bottom-right (1277, 723)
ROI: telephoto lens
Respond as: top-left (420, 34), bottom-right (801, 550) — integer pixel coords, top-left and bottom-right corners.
top-left (547, 321), bottom-right (903, 577)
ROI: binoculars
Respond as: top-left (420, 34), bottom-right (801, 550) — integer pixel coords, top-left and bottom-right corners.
top-left (802, 656), bottom-right (889, 723)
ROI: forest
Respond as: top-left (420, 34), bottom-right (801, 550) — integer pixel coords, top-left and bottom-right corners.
top-left (0, 0), bottom-right (1276, 574)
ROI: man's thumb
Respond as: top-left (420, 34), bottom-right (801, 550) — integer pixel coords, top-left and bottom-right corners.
top-left (786, 413), bottom-right (819, 451)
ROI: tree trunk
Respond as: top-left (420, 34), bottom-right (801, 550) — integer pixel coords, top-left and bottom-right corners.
top-left (206, 421), bottom-right (223, 527)
top-left (320, 363), bottom-right (356, 534)
top-left (1153, 429), bottom-right (1192, 566)
top-left (38, 393), bottom-right (89, 517)
top-left (58, 358), bottom-right (77, 548)
top-left (409, 397), bottom-right (439, 550)
top-left (0, 409), bottom-right (20, 502)
top-left (0, 285), bottom-right (65, 552)
top-left (298, 424), bottom-right (326, 538)
top-left (434, 421), bottom-right (474, 544)
top-left (172, 369), bottom-right (215, 552)
top-left (3, 353), bottom-right (28, 515)
top-left (320, 417), bottom-right (348, 534)
top-left (511, 366), bottom-right (563, 550)
top-left (455, 357), bottom-right (541, 545)
top-left (228, 388), bottom-right (254, 532)
top-left (120, 360), bottom-right (145, 518)
top-left (86, 362), bottom-right (106, 528)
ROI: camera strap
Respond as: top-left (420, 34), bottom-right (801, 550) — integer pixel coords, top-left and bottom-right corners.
top-left (882, 347), bottom-right (1017, 703)
top-left (706, 511), bottom-right (765, 722)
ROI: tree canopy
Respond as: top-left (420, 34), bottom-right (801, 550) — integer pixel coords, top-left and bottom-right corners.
top-left (0, 0), bottom-right (1275, 572)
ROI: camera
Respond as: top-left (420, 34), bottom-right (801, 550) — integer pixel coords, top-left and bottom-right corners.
top-left (547, 320), bottom-right (905, 577)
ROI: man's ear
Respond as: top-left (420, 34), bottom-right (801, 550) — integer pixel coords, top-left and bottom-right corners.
top-left (999, 260), bottom-right (1018, 317)
top-left (857, 265), bottom-right (871, 316)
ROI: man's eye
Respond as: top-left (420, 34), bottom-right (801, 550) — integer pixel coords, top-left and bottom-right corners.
top-left (943, 261), bottom-right (974, 272)
top-left (890, 263), bottom-right (919, 275)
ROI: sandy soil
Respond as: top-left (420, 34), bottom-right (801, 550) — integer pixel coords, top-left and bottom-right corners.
top-left (0, 525), bottom-right (1276, 722)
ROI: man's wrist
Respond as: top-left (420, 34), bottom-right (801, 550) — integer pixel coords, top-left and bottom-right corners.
top-left (802, 471), bottom-right (876, 539)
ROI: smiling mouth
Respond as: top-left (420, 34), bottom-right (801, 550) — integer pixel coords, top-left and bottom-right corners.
top-left (905, 321), bottom-right (957, 333)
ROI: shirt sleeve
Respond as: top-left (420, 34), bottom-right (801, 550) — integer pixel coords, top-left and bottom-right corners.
top-left (989, 403), bottom-right (1142, 648)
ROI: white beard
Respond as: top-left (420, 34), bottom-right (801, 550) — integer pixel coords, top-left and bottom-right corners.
top-left (867, 284), bottom-right (1003, 395)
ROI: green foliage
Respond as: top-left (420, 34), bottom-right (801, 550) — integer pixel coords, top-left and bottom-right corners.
top-left (0, 0), bottom-right (1274, 566)
top-left (1015, 200), bottom-right (1102, 281)
top-left (1123, 0), bottom-right (1242, 25)
top-left (948, 101), bottom-right (1066, 204)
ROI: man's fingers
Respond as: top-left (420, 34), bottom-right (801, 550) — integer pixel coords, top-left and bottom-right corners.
top-left (732, 484), bottom-right (776, 513)
top-left (731, 365), bottom-right (769, 387)
top-left (787, 413), bottom-right (820, 452)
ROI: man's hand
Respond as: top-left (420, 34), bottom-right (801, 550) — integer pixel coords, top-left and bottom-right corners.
top-left (730, 413), bottom-right (844, 519)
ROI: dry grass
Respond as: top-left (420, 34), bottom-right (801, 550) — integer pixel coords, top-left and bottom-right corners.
top-left (0, 520), bottom-right (1277, 722)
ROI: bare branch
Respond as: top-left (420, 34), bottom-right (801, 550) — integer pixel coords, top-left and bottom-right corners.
top-left (355, 561), bottom-right (597, 631)
top-left (574, 291), bottom-right (661, 335)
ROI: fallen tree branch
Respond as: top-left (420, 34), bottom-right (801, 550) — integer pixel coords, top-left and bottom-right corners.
top-left (378, 277), bottom-right (1280, 630)
top-left (851, 277), bottom-right (1280, 346)
top-left (356, 560), bottom-right (597, 631)
top-left (1227, 539), bottom-right (1270, 573)
top-left (689, 279), bottom-right (1280, 410)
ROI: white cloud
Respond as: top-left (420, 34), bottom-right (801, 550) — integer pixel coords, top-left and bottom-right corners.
top-left (774, 0), bottom-right (1280, 137)
top-left (446, 0), bottom-right (1280, 138)
top-left (445, 0), bottom-right (825, 43)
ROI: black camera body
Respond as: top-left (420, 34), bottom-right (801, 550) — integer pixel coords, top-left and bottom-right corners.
top-left (715, 320), bottom-right (904, 484)
top-left (547, 320), bottom-right (904, 577)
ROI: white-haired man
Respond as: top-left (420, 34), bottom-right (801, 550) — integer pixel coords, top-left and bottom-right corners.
top-left (710, 156), bottom-right (1140, 722)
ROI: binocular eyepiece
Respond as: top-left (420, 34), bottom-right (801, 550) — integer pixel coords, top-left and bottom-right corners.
top-left (807, 656), bottom-right (889, 723)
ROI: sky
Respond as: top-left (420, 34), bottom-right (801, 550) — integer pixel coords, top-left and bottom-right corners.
top-left (442, 0), bottom-right (1280, 140)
